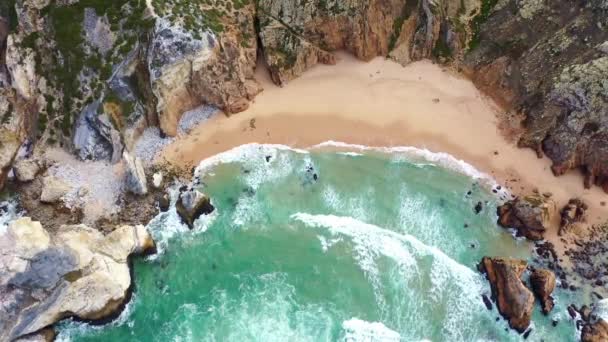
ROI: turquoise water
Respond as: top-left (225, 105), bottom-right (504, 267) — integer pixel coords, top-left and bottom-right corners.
top-left (57, 144), bottom-right (578, 341)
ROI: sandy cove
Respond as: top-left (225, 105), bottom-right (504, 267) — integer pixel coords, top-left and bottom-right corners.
top-left (160, 52), bottom-right (607, 240)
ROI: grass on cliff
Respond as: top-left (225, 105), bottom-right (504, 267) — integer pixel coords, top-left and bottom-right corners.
top-left (468, 0), bottom-right (499, 51)
top-left (388, 0), bottom-right (419, 52)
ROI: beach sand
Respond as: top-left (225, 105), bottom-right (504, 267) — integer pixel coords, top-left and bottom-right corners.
top-left (159, 52), bottom-right (607, 241)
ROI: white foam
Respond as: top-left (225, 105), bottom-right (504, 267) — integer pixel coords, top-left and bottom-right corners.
top-left (312, 141), bottom-right (509, 197)
top-left (0, 199), bottom-right (21, 234)
top-left (291, 213), bottom-right (488, 340)
top-left (592, 299), bottom-right (608, 323)
top-left (341, 318), bottom-right (401, 342)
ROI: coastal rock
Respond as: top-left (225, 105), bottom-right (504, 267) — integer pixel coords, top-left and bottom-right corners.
top-left (530, 268), bottom-right (556, 314)
top-left (148, 2), bottom-right (261, 135)
top-left (0, 127), bottom-right (21, 190)
top-left (73, 100), bottom-right (124, 163)
top-left (497, 196), bottom-right (556, 240)
top-left (123, 152), bottom-right (148, 196)
top-left (465, 1), bottom-right (608, 193)
top-left (13, 158), bottom-right (42, 182)
top-left (0, 217), bottom-right (155, 341)
top-left (559, 198), bottom-right (587, 235)
top-left (39, 175), bottom-right (70, 203)
top-left (479, 257), bottom-right (535, 333)
top-left (582, 320), bottom-right (608, 342)
top-left (176, 187), bottom-right (214, 228)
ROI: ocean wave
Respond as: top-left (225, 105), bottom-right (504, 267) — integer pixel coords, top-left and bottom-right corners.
top-left (291, 213), bottom-right (489, 340)
top-left (312, 141), bottom-right (509, 197)
top-left (340, 318), bottom-right (401, 342)
top-left (0, 199), bottom-right (21, 234)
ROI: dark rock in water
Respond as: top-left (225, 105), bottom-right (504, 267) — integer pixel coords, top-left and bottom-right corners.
top-left (582, 320), bottom-right (608, 342)
top-left (482, 294), bottom-right (493, 310)
top-left (552, 319), bottom-right (559, 327)
top-left (497, 196), bottom-right (555, 241)
top-left (478, 257), bottom-right (534, 333)
top-left (158, 193), bottom-right (170, 212)
top-left (581, 305), bottom-right (592, 322)
top-left (265, 155), bottom-right (271, 162)
top-left (313, 173), bottom-right (318, 181)
top-left (474, 201), bottom-right (483, 214)
top-left (559, 198), bottom-right (588, 235)
top-left (568, 305), bottom-right (578, 320)
top-left (523, 328), bottom-right (532, 339)
top-left (176, 187), bottom-right (215, 228)
top-left (530, 268), bottom-right (556, 314)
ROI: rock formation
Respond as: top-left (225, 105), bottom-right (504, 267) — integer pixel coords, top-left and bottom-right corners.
top-left (176, 186), bottom-right (215, 228)
top-left (478, 257), bottom-right (534, 333)
top-left (0, 217), bottom-right (156, 341)
top-left (582, 320), bottom-right (608, 342)
top-left (123, 151), bottom-right (148, 195)
top-left (529, 268), bottom-right (556, 314)
top-left (497, 195), bottom-right (556, 240)
top-left (560, 198), bottom-right (588, 235)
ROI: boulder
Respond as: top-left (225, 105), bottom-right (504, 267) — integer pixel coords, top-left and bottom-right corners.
top-left (176, 187), bottom-right (214, 228)
top-left (529, 268), bottom-right (556, 314)
top-left (13, 158), bottom-right (42, 182)
top-left (0, 217), bottom-right (155, 341)
top-left (39, 176), bottom-right (70, 203)
top-left (582, 320), bottom-right (608, 342)
top-left (479, 257), bottom-right (535, 333)
top-left (123, 152), bottom-right (147, 195)
top-left (0, 128), bottom-right (21, 190)
top-left (559, 198), bottom-right (587, 235)
top-left (497, 196), bottom-right (556, 240)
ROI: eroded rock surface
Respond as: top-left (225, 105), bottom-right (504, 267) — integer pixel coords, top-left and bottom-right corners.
top-left (530, 268), bottom-right (556, 314)
top-left (0, 217), bottom-right (155, 341)
top-left (497, 195), bottom-right (556, 240)
top-left (176, 186), bottom-right (214, 228)
top-left (479, 257), bottom-right (534, 333)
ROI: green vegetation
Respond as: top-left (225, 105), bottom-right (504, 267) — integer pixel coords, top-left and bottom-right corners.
top-left (468, 0), bottom-right (499, 51)
top-left (432, 36), bottom-right (452, 59)
top-left (2, 0), bottom-right (18, 32)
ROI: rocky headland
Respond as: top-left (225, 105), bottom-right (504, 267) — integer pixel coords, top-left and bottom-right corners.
top-left (0, 0), bottom-right (607, 340)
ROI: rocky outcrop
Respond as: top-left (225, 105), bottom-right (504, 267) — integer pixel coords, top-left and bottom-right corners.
top-left (559, 198), bottom-right (588, 235)
top-left (123, 151), bottom-right (147, 195)
top-left (0, 217), bottom-right (155, 341)
top-left (0, 127), bottom-right (21, 190)
top-left (148, 2), bottom-right (261, 136)
top-left (176, 186), bottom-right (214, 228)
top-left (497, 195), bottom-right (556, 240)
top-left (13, 157), bottom-right (42, 182)
top-left (529, 268), bottom-right (556, 314)
top-left (479, 257), bottom-right (534, 333)
top-left (73, 100), bottom-right (124, 163)
top-left (465, 0), bottom-right (608, 192)
top-left (582, 320), bottom-right (608, 342)
top-left (257, 0), bottom-right (479, 85)
top-left (39, 175), bottom-right (69, 204)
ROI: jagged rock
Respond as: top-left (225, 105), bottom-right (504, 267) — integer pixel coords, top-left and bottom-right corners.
top-left (73, 100), bottom-right (124, 163)
top-left (529, 268), bottom-right (556, 314)
top-left (465, 1), bottom-right (608, 193)
top-left (176, 187), bottom-right (214, 228)
top-left (559, 198), bottom-right (588, 235)
top-left (123, 151), bottom-right (147, 195)
top-left (13, 158), bottom-right (42, 182)
top-left (0, 127), bottom-right (21, 190)
top-left (148, 5), bottom-right (261, 135)
top-left (582, 320), bottom-right (608, 342)
top-left (497, 195), bottom-right (556, 240)
top-left (39, 175), bottom-right (70, 203)
top-left (479, 257), bottom-right (535, 333)
top-left (0, 217), bottom-right (155, 341)
top-left (257, 0), bottom-right (477, 85)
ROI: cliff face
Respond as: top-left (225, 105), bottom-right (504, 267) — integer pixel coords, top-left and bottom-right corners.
top-left (0, 0), bottom-right (607, 191)
top-left (465, 0), bottom-right (608, 191)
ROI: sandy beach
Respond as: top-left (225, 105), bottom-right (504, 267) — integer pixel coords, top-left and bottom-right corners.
top-left (160, 52), bottom-right (607, 237)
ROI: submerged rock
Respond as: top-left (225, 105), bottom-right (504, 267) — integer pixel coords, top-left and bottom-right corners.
top-left (123, 152), bottom-right (148, 196)
top-left (479, 257), bottom-right (534, 333)
top-left (530, 268), bottom-right (556, 314)
top-left (0, 217), bottom-right (156, 340)
top-left (176, 187), bottom-right (214, 228)
top-left (497, 196), bottom-right (556, 240)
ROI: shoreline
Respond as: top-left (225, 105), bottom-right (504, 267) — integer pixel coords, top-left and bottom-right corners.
top-left (160, 52), bottom-right (607, 232)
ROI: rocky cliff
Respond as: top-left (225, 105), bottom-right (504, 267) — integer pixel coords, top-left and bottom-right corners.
top-left (0, 0), bottom-right (607, 193)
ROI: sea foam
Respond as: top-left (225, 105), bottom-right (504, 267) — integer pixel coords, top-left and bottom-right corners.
top-left (341, 318), bottom-right (401, 342)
